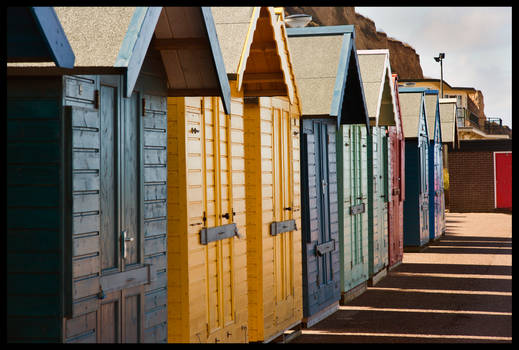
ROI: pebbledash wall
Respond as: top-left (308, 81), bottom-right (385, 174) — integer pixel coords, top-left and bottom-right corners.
top-left (447, 139), bottom-right (512, 213)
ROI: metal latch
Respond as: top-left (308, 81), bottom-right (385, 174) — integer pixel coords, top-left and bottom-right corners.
top-left (121, 230), bottom-right (134, 260)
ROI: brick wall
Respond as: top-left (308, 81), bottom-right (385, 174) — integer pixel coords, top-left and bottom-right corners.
top-left (448, 151), bottom-right (495, 212)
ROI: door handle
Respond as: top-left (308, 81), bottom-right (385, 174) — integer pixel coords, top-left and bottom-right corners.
top-left (121, 230), bottom-right (134, 260)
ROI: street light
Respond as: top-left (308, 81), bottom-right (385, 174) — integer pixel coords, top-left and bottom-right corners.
top-left (434, 53), bottom-right (445, 98)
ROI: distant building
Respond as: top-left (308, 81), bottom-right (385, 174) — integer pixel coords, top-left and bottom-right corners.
top-left (399, 78), bottom-right (511, 140)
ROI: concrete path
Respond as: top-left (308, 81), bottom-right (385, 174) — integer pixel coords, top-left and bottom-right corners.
top-left (291, 212), bottom-right (512, 343)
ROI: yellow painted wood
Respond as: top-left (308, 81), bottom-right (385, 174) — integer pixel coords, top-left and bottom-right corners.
top-left (167, 82), bottom-right (248, 343)
top-left (244, 96), bottom-right (302, 342)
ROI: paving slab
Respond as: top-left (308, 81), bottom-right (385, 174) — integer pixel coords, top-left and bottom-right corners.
top-left (291, 212), bottom-right (512, 343)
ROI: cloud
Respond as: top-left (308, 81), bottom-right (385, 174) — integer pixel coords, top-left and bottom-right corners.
top-left (355, 6), bottom-right (512, 127)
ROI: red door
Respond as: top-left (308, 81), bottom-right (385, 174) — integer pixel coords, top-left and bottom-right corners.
top-left (495, 152), bottom-right (512, 209)
top-left (387, 127), bottom-right (403, 267)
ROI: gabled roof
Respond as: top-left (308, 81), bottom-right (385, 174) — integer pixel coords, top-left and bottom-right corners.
top-left (148, 7), bottom-right (231, 114)
top-left (211, 7), bottom-right (298, 104)
top-left (357, 49), bottom-right (398, 128)
top-left (439, 98), bottom-right (458, 146)
top-left (423, 89), bottom-right (442, 143)
top-left (398, 87), bottom-right (429, 139)
top-left (9, 7), bottom-right (231, 114)
top-left (286, 25), bottom-right (369, 129)
top-left (7, 7), bottom-right (75, 68)
top-left (392, 73), bottom-right (404, 138)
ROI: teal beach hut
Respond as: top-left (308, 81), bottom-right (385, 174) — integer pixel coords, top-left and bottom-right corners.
top-left (397, 87), bottom-right (430, 248)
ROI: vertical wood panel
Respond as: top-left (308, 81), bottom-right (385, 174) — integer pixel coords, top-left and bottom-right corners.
top-left (99, 84), bottom-right (117, 272)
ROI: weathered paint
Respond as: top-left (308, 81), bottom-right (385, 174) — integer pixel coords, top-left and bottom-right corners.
top-left (387, 74), bottom-right (405, 268)
top-left (337, 124), bottom-right (369, 292)
top-left (300, 118), bottom-right (341, 322)
top-left (166, 87), bottom-right (248, 343)
top-left (7, 66), bottom-right (168, 343)
top-left (7, 6), bottom-right (227, 343)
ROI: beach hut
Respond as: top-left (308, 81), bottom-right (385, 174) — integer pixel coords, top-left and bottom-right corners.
top-left (398, 87), bottom-right (430, 249)
top-left (166, 7), bottom-right (302, 343)
top-left (387, 74), bottom-right (405, 270)
top-left (288, 25), bottom-right (370, 308)
top-left (424, 90), bottom-right (445, 240)
top-left (439, 98), bottom-right (458, 210)
top-left (357, 50), bottom-right (400, 284)
top-left (7, 6), bottom-right (229, 343)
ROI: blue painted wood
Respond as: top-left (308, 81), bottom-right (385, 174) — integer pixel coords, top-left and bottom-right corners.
top-left (287, 26), bottom-right (369, 131)
top-left (8, 70), bottom-right (168, 343)
top-left (330, 34), bottom-right (351, 120)
top-left (7, 7), bottom-right (75, 68)
top-left (425, 90), bottom-right (444, 241)
top-left (115, 7), bottom-right (162, 97)
top-left (300, 118), bottom-right (341, 319)
top-left (401, 90), bottom-right (430, 247)
top-left (201, 7), bottom-right (232, 115)
top-left (31, 7), bottom-right (75, 68)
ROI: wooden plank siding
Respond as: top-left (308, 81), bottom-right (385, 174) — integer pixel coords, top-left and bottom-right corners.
top-left (243, 96), bottom-right (302, 342)
top-left (337, 124), bottom-right (369, 293)
top-left (62, 75), bottom-right (102, 343)
top-left (167, 82), bottom-right (249, 343)
top-left (142, 94), bottom-right (168, 343)
top-left (300, 118), bottom-right (341, 320)
top-left (7, 77), bottom-right (63, 342)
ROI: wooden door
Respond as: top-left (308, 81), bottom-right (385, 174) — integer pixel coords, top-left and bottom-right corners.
top-left (301, 119), bottom-right (338, 316)
top-left (97, 79), bottom-right (144, 343)
top-left (201, 97), bottom-right (237, 336)
top-left (434, 142), bottom-right (442, 238)
top-left (271, 101), bottom-right (295, 327)
top-left (370, 127), bottom-right (381, 272)
top-left (419, 128), bottom-right (429, 245)
top-left (495, 152), bottom-right (512, 209)
top-left (341, 125), bottom-right (368, 290)
top-left (315, 121), bottom-right (333, 291)
top-left (388, 127), bottom-right (403, 266)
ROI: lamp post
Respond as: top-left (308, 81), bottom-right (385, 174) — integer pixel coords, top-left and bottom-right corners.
top-left (434, 53), bottom-right (445, 98)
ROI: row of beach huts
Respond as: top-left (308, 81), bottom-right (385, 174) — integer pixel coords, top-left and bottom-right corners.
top-left (7, 6), bottom-right (456, 343)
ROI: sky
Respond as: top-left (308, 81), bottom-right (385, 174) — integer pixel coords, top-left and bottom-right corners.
top-left (355, 7), bottom-right (512, 128)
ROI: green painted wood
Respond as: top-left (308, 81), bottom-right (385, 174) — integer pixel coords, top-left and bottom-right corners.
top-left (7, 78), bottom-right (62, 343)
top-left (337, 124), bottom-right (369, 293)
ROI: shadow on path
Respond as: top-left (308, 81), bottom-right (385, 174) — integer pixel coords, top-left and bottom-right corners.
top-left (291, 214), bottom-right (512, 343)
